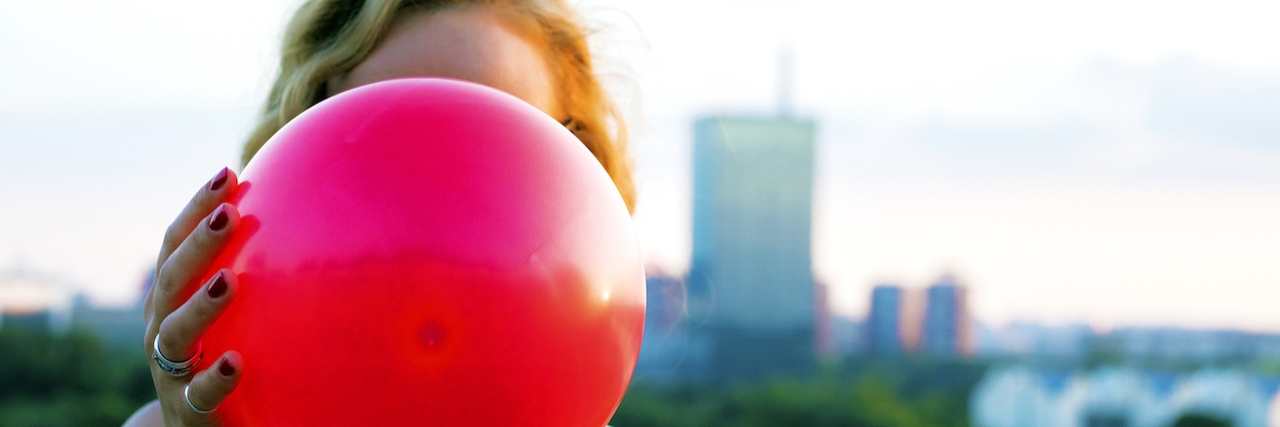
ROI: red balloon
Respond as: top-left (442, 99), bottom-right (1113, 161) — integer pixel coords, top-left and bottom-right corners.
top-left (199, 78), bottom-right (645, 426)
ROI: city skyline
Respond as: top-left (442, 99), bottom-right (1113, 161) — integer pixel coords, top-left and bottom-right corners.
top-left (2, 0), bottom-right (1278, 332)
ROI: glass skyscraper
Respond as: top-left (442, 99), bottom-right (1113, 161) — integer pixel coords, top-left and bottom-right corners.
top-left (687, 115), bottom-right (816, 381)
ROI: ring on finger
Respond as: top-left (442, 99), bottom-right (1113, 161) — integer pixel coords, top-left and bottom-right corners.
top-left (152, 334), bottom-right (202, 377)
top-left (185, 383), bottom-right (217, 414)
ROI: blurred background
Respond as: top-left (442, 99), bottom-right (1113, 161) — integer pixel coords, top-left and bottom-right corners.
top-left (2, 0), bottom-right (1278, 426)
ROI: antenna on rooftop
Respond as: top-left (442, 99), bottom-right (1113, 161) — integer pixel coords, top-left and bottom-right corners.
top-left (776, 44), bottom-right (795, 118)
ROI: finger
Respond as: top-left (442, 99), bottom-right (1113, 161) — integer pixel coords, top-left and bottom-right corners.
top-left (157, 270), bottom-right (236, 362)
top-left (153, 203), bottom-right (240, 321)
top-left (150, 168), bottom-right (234, 331)
top-left (157, 167), bottom-right (238, 271)
top-left (185, 352), bottom-right (243, 418)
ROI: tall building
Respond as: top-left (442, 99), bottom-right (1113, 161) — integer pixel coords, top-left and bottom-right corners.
top-left (867, 285), bottom-right (905, 355)
top-left (921, 274), bottom-right (974, 357)
top-left (865, 284), bottom-right (924, 356)
top-left (687, 115), bottom-right (816, 382)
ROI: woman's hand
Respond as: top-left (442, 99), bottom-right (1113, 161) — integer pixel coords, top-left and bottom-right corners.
top-left (128, 167), bottom-right (245, 427)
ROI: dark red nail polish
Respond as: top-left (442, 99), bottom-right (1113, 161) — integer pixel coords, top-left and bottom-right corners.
top-left (209, 168), bottom-right (229, 192)
top-left (209, 206), bottom-right (228, 231)
top-left (219, 358), bottom-right (236, 376)
top-left (207, 273), bottom-right (227, 299)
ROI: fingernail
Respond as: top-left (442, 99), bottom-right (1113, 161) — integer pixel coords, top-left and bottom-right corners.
top-left (219, 358), bottom-right (236, 377)
top-left (207, 273), bottom-right (227, 299)
top-left (209, 167), bottom-right (229, 192)
top-left (209, 206), bottom-right (228, 232)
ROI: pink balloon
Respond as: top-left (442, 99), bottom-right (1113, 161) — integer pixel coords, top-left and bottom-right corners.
top-left (199, 78), bottom-right (645, 426)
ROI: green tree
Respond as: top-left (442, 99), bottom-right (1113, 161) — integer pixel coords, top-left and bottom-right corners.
top-left (1171, 413), bottom-right (1233, 427)
top-left (0, 327), bottom-right (154, 427)
top-left (610, 359), bottom-right (986, 427)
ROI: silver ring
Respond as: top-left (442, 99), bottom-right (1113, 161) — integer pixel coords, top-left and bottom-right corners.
top-left (185, 383), bottom-right (217, 414)
top-left (152, 334), bottom-right (202, 377)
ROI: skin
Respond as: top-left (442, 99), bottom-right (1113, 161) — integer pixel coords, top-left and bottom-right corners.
top-left (125, 6), bottom-right (560, 427)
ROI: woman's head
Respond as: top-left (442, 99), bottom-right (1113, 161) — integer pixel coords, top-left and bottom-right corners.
top-left (244, 0), bottom-right (634, 212)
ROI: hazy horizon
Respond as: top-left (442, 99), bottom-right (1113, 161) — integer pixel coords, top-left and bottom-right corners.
top-left (2, 0), bottom-right (1278, 332)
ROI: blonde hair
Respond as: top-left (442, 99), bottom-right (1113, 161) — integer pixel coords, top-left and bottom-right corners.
top-left (243, 0), bottom-right (635, 212)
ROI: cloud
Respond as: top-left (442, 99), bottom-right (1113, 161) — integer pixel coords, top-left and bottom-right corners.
top-left (909, 120), bottom-right (1094, 174)
top-left (1145, 58), bottom-right (1280, 150)
top-left (1075, 56), bottom-right (1280, 184)
top-left (817, 56), bottom-right (1280, 185)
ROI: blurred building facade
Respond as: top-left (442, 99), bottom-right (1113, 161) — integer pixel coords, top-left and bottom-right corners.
top-left (1, 309), bottom-right (53, 331)
top-left (830, 315), bottom-right (864, 355)
top-left (922, 275), bottom-right (975, 357)
top-left (977, 321), bottom-right (1095, 360)
top-left (1107, 327), bottom-right (1278, 365)
top-left (815, 280), bottom-right (833, 357)
top-left (69, 293), bottom-right (145, 346)
top-left (866, 284), bottom-right (924, 355)
top-left (867, 285), bottom-right (905, 355)
top-left (686, 115), bottom-right (817, 382)
top-left (1, 266), bottom-right (147, 348)
top-left (633, 270), bottom-right (703, 383)
top-left (975, 321), bottom-right (1280, 365)
top-left (864, 275), bottom-right (972, 358)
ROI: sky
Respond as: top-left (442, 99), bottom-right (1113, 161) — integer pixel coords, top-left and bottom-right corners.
top-left (1, 0), bottom-right (1278, 331)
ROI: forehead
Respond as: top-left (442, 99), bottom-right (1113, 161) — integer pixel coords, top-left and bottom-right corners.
top-left (333, 7), bottom-right (558, 116)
